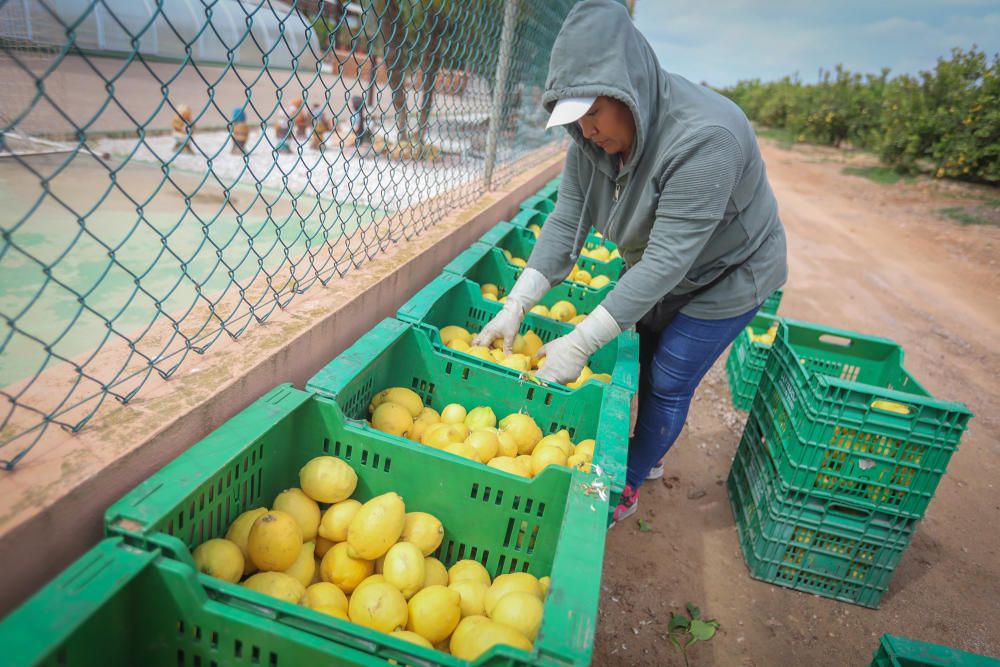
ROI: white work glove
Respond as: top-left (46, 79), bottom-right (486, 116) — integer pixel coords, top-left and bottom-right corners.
top-left (534, 305), bottom-right (622, 385)
top-left (472, 267), bottom-right (550, 354)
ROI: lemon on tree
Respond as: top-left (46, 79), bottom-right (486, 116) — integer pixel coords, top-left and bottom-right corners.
top-left (247, 510), bottom-right (303, 571)
top-left (192, 538), bottom-right (244, 583)
top-left (299, 456), bottom-right (357, 504)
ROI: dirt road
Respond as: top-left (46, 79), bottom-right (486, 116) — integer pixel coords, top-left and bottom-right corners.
top-left (592, 140), bottom-right (1000, 666)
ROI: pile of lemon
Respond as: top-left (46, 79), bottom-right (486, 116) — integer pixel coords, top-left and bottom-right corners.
top-left (368, 386), bottom-right (597, 477)
top-left (436, 325), bottom-right (612, 389)
top-left (191, 455), bottom-right (548, 660)
top-left (497, 250), bottom-right (614, 292)
top-left (479, 283), bottom-right (590, 325)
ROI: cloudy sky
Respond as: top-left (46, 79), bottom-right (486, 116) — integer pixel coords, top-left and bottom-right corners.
top-left (632, 1), bottom-right (1000, 88)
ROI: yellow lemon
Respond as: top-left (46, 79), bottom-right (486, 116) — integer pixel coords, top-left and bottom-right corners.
top-left (349, 582), bottom-right (408, 633)
top-left (529, 304), bottom-right (549, 317)
top-left (498, 413), bottom-right (543, 454)
top-left (574, 270), bottom-right (592, 284)
top-left (416, 406), bottom-right (440, 424)
top-left (500, 354), bottom-right (531, 373)
top-left (466, 345), bottom-right (493, 361)
top-left (444, 441), bottom-right (479, 462)
top-left (449, 579), bottom-right (488, 617)
top-left (406, 585), bottom-right (462, 643)
top-left (466, 429), bottom-right (500, 463)
top-left (347, 492), bottom-right (406, 560)
top-left (465, 406), bottom-right (497, 430)
top-left (303, 582), bottom-right (349, 613)
top-left (392, 630), bottom-right (433, 649)
top-left (510, 257), bottom-right (527, 267)
top-left (490, 348), bottom-right (507, 362)
top-left (368, 387), bottom-right (423, 418)
top-left (521, 330), bottom-right (544, 358)
top-left (567, 454), bottom-right (593, 473)
top-left (449, 559), bottom-right (491, 587)
top-left (383, 542), bottom-right (427, 599)
top-left (496, 430), bottom-right (519, 458)
top-left (299, 456), bottom-right (357, 504)
top-left (548, 301), bottom-right (577, 322)
top-left (423, 557), bottom-right (449, 588)
top-left (539, 576), bottom-right (550, 597)
top-left (575, 439), bottom-right (596, 459)
top-left (487, 456), bottom-right (530, 478)
top-left (320, 542), bottom-right (373, 593)
top-left (448, 338), bottom-right (472, 352)
top-left (192, 538), bottom-right (244, 583)
top-left (530, 445), bottom-right (568, 477)
top-left (568, 314), bottom-right (587, 325)
top-left (421, 423), bottom-right (454, 450)
top-left (408, 418), bottom-right (430, 443)
top-left (440, 403), bottom-right (468, 424)
top-left (450, 616), bottom-right (532, 660)
top-left (515, 455), bottom-right (535, 477)
top-left (273, 488), bottom-right (321, 541)
top-left (241, 571), bottom-right (306, 605)
top-left (318, 499), bottom-right (362, 542)
top-left (440, 326), bottom-right (473, 347)
top-left (490, 591), bottom-right (544, 640)
top-left (371, 402), bottom-right (413, 438)
top-left (282, 541), bottom-right (317, 587)
top-left (247, 510), bottom-right (303, 572)
top-left (401, 512), bottom-right (444, 556)
top-left (485, 572), bottom-right (543, 616)
top-left (589, 246), bottom-right (611, 262)
top-left (536, 432), bottom-right (573, 457)
top-left (589, 275), bottom-right (611, 289)
top-left (225, 507), bottom-right (268, 576)
top-left (353, 573), bottom-right (387, 595)
top-left (312, 604), bottom-right (349, 621)
top-left (480, 283), bottom-right (500, 298)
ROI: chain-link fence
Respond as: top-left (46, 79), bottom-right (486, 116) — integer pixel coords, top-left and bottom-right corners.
top-left (0, 0), bottom-right (583, 469)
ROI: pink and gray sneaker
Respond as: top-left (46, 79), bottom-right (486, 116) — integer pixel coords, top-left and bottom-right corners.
top-left (611, 483), bottom-right (639, 525)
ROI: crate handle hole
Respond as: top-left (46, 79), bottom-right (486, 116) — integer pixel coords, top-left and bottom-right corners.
top-left (818, 333), bottom-right (853, 348)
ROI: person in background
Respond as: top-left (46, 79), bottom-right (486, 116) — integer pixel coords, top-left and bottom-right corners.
top-left (310, 102), bottom-right (331, 151)
top-left (171, 104), bottom-right (195, 154)
top-left (273, 104), bottom-right (294, 155)
top-left (473, 0), bottom-right (787, 523)
top-left (231, 106), bottom-right (250, 155)
top-left (350, 95), bottom-right (370, 148)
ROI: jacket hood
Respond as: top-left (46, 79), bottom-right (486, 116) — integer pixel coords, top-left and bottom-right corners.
top-left (542, 0), bottom-right (666, 174)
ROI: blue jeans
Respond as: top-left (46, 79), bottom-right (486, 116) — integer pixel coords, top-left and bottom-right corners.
top-left (626, 306), bottom-right (759, 488)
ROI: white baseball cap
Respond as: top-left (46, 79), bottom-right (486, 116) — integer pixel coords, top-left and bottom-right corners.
top-left (546, 96), bottom-right (596, 129)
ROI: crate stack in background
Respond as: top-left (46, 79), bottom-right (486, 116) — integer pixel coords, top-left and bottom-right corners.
top-left (869, 634), bottom-right (1000, 667)
top-left (1, 176), bottom-right (643, 667)
top-left (726, 317), bottom-right (973, 607)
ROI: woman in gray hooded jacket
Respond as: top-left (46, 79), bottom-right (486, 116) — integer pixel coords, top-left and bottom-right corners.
top-left (474, 0), bottom-right (787, 523)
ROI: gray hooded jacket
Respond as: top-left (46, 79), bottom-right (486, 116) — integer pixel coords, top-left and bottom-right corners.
top-left (527, 0), bottom-right (788, 329)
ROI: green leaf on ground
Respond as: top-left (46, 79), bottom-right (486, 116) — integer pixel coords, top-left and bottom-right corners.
top-left (637, 518), bottom-right (652, 532)
top-left (689, 618), bottom-right (719, 641)
top-left (686, 602), bottom-right (701, 619)
top-left (668, 613), bottom-right (690, 632)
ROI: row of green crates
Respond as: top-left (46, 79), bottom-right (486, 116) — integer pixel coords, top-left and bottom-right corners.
top-left (476, 221), bottom-right (624, 279)
top-left (1, 178), bottom-right (633, 666)
top-left (727, 318), bottom-right (973, 607)
top-left (870, 635), bottom-right (1000, 666)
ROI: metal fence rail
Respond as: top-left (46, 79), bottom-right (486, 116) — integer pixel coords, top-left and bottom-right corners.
top-left (0, 0), bottom-right (579, 468)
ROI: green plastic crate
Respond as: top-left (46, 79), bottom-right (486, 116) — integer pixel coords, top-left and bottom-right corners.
top-left (536, 181), bottom-right (559, 203)
top-left (1, 539), bottom-right (400, 667)
top-left (478, 223), bottom-right (623, 282)
top-left (306, 318), bottom-right (631, 501)
top-left (760, 288), bottom-right (784, 316)
top-left (396, 273), bottom-right (639, 394)
top-left (510, 208), bottom-right (549, 230)
top-left (728, 414), bottom-right (917, 608)
top-left (753, 319), bottom-right (973, 518)
top-left (519, 195), bottom-right (556, 215)
top-left (724, 312), bottom-right (780, 411)
top-left (103, 384), bottom-right (611, 666)
top-left (870, 634), bottom-right (1000, 667)
top-left (442, 242), bottom-right (614, 311)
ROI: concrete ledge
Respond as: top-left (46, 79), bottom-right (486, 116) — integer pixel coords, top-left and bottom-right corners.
top-left (0, 153), bottom-right (563, 616)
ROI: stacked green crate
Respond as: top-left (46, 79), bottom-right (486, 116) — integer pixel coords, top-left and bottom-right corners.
top-left (476, 222), bottom-right (623, 282)
top-left (91, 383), bottom-right (612, 667)
top-left (870, 635), bottom-right (1000, 666)
top-left (725, 312), bottom-right (780, 411)
top-left (728, 319), bottom-right (973, 607)
top-left (760, 288), bottom-right (783, 315)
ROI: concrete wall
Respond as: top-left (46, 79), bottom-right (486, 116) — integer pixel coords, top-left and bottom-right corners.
top-left (0, 153), bottom-right (563, 616)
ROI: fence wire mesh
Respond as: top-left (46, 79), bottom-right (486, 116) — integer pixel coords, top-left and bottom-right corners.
top-left (0, 0), bottom-right (582, 469)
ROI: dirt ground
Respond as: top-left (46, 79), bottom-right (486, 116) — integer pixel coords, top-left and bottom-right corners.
top-left (592, 140), bottom-right (1000, 666)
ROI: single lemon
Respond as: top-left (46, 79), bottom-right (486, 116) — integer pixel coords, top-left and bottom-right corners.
top-left (303, 582), bottom-right (348, 613)
top-left (320, 542), bottom-right (373, 593)
top-left (382, 542), bottom-right (427, 599)
top-left (225, 507), bottom-right (268, 576)
top-left (371, 402), bottom-right (413, 438)
top-left (247, 510), bottom-right (303, 572)
top-left (448, 559), bottom-right (491, 587)
top-left (273, 488), bottom-right (321, 541)
top-left (347, 492), bottom-right (406, 560)
top-left (400, 512), bottom-right (444, 556)
top-left (348, 581), bottom-right (408, 633)
top-left (490, 591), bottom-right (544, 640)
top-left (318, 499), bottom-right (362, 542)
top-left (241, 571), bottom-right (306, 605)
top-left (406, 585), bottom-right (462, 643)
top-left (484, 572), bottom-right (543, 616)
top-left (192, 538), bottom-right (244, 583)
top-left (282, 541), bottom-right (316, 587)
top-left (423, 557), bottom-right (449, 588)
top-left (449, 579), bottom-right (488, 617)
top-left (299, 456), bottom-right (357, 504)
